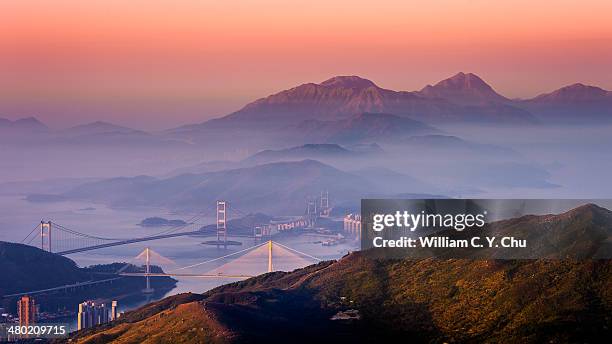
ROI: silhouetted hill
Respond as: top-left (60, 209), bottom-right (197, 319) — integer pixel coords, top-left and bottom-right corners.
top-left (0, 241), bottom-right (85, 295)
top-left (62, 121), bottom-right (144, 136)
top-left (36, 160), bottom-right (385, 213)
top-left (50, 121), bottom-right (189, 147)
top-left (139, 217), bottom-right (187, 227)
top-left (0, 241), bottom-right (177, 315)
top-left (243, 144), bottom-right (356, 165)
top-left (0, 117), bottom-right (49, 138)
top-left (289, 112), bottom-right (439, 144)
top-left (70, 205), bottom-right (612, 343)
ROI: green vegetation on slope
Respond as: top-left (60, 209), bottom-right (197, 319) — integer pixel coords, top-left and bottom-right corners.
top-left (69, 206), bottom-right (612, 343)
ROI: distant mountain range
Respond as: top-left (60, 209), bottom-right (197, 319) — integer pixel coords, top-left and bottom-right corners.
top-left (71, 204), bottom-right (612, 343)
top-left (178, 73), bottom-right (538, 133)
top-left (27, 159), bottom-right (435, 213)
top-left (3, 73), bottom-right (612, 140)
top-left (4, 72), bottom-right (611, 148)
top-left (0, 116), bottom-right (48, 133)
top-left (0, 119), bottom-right (192, 148)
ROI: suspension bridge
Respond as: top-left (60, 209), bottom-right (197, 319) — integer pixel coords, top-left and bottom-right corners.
top-left (9, 197), bottom-right (332, 297)
top-left (20, 197), bottom-right (331, 256)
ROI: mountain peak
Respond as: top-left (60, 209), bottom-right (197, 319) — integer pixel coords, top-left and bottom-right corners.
top-left (441, 72), bottom-right (492, 90)
top-left (531, 83), bottom-right (609, 102)
top-left (561, 203), bottom-right (612, 220)
top-left (320, 75), bottom-right (377, 89)
top-left (418, 72), bottom-right (508, 105)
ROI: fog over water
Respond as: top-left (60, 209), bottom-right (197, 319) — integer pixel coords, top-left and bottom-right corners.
top-left (1, 119), bottom-right (611, 301)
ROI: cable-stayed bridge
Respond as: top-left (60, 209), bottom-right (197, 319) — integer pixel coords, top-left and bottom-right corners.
top-left (4, 241), bottom-right (321, 298)
top-left (123, 240), bottom-right (321, 292)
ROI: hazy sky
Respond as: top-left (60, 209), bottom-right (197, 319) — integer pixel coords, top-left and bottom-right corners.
top-left (1, 0), bottom-right (611, 130)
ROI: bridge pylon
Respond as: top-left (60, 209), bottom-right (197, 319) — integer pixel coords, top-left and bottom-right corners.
top-left (319, 190), bottom-right (331, 217)
top-left (216, 200), bottom-right (228, 247)
top-left (142, 247), bottom-right (154, 294)
top-left (267, 240), bottom-right (273, 272)
top-left (40, 221), bottom-right (52, 252)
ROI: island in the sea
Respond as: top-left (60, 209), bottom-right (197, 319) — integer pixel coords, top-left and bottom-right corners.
top-left (139, 217), bottom-right (187, 227)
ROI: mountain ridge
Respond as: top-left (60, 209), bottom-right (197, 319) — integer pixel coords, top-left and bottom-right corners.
top-left (30, 160), bottom-right (386, 213)
top-left (70, 204), bottom-right (612, 343)
top-left (62, 121), bottom-right (146, 136)
top-left (182, 73), bottom-right (538, 131)
top-left (0, 116), bottom-right (49, 131)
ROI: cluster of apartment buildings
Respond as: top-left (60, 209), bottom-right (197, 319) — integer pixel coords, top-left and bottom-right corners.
top-left (343, 214), bottom-right (362, 239)
top-left (77, 300), bottom-right (120, 330)
top-left (3, 296), bottom-right (122, 330)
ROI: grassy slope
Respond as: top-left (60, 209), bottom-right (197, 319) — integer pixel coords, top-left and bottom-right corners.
top-left (71, 255), bottom-right (611, 344)
top-left (70, 206), bottom-right (612, 343)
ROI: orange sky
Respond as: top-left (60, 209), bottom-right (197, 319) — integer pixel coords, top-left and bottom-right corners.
top-left (1, 0), bottom-right (611, 129)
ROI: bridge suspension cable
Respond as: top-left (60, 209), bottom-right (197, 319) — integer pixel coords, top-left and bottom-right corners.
top-left (20, 204), bottom-right (219, 254)
top-left (19, 200), bottom-right (293, 254)
top-left (171, 240), bottom-right (270, 272)
top-left (170, 240), bottom-right (321, 277)
top-left (273, 241), bottom-right (322, 262)
top-left (21, 223), bottom-right (41, 245)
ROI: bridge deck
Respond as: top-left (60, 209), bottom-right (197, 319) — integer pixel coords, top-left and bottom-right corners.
top-left (2, 277), bottom-right (122, 298)
top-left (56, 230), bottom-right (255, 255)
top-left (119, 273), bottom-right (253, 279)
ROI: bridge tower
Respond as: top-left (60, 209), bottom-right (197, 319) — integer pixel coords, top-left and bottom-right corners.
top-left (40, 221), bottom-right (52, 252)
top-left (320, 191), bottom-right (330, 217)
top-left (267, 240), bottom-right (273, 273)
top-left (306, 198), bottom-right (317, 228)
top-left (142, 247), bottom-right (154, 294)
top-left (216, 200), bottom-right (227, 246)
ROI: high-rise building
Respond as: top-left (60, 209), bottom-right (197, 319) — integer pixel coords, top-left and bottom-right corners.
top-left (110, 301), bottom-right (118, 321)
top-left (77, 301), bottom-right (111, 331)
top-left (17, 295), bottom-right (37, 327)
